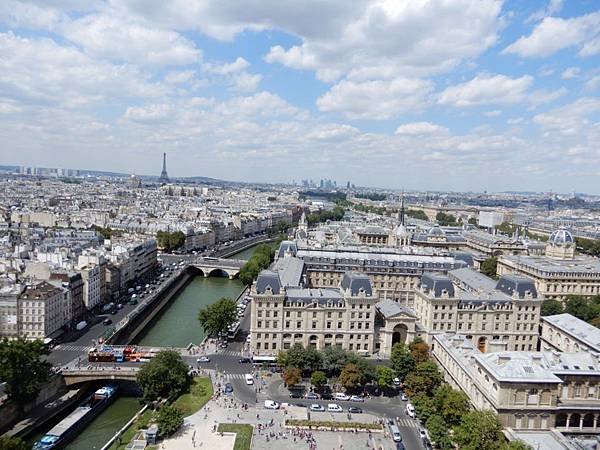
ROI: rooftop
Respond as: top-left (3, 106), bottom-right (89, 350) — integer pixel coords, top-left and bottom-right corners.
top-left (500, 254), bottom-right (600, 276)
top-left (542, 313), bottom-right (600, 352)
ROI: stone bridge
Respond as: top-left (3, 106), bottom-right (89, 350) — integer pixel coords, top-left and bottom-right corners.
top-left (61, 367), bottom-right (140, 386)
top-left (191, 257), bottom-right (246, 279)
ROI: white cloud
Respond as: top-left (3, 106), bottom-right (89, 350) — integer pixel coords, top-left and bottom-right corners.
top-left (561, 67), bottom-right (580, 79)
top-left (484, 110), bottom-right (502, 117)
top-left (395, 122), bottom-right (448, 136)
top-left (317, 77), bottom-right (433, 120)
top-left (62, 14), bottom-right (201, 66)
top-left (165, 70), bottom-right (196, 85)
top-left (124, 104), bottom-right (173, 123)
top-left (438, 74), bottom-right (533, 107)
top-left (229, 72), bottom-right (262, 93)
top-left (585, 75), bottom-right (600, 92)
top-left (205, 57), bottom-right (250, 75)
top-left (533, 97), bottom-right (600, 135)
top-left (504, 11), bottom-right (600, 58)
top-left (527, 88), bottom-right (567, 107)
top-left (525, 0), bottom-right (563, 24)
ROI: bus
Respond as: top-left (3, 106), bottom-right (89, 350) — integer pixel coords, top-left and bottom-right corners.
top-left (251, 356), bottom-right (277, 367)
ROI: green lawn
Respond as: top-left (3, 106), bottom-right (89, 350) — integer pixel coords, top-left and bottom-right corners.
top-left (111, 408), bottom-right (154, 450)
top-left (217, 424), bottom-right (253, 450)
top-left (173, 376), bottom-right (213, 416)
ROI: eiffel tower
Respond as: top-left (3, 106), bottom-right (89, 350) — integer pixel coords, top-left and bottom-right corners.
top-left (159, 152), bottom-right (169, 183)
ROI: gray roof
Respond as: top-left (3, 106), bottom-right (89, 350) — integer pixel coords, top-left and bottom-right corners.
top-left (273, 257), bottom-right (305, 288)
top-left (451, 251), bottom-right (474, 267)
top-left (500, 254), bottom-right (600, 277)
top-left (420, 273), bottom-right (455, 297)
top-left (376, 299), bottom-right (417, 319)
top-left (255, 271), bottom-right (282, 294)
top-left (277, 240), bottom-right (298, 258)
top-left (542, 313), bottom-right (600, 352)
top-left (340, 271), bottom-right (373, 296)
top-left (450, 267), bottom-right (497, 294)
top-left (495, 274), bottom-right (538, 299)
top-left (285, 286), bottom-right (343, 305)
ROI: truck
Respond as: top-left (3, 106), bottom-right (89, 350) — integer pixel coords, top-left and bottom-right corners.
top-left (75, 321), bottom-right (87, 331)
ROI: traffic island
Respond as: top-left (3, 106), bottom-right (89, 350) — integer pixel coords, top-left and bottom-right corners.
top-left (285, 419), bottom-right (383, 432)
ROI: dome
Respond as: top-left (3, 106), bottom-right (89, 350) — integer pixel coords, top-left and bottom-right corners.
top-left (549, 228), bottom-right (574, 245)
top-left (428, 225), bottom-right (446, 237)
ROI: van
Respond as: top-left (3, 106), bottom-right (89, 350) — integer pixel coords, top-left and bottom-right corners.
top-left (390, 424), bottom-right (402, 442)
top-left (327, 403), bottom-right (343, 412)
top-left (245, 374), bottom-right (254, 385)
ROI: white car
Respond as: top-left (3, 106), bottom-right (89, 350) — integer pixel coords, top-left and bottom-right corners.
top-left (196, 356), bottom-right (210, 363)
top-left (310, 404), bottom-right (325, 411)
top-left (406, 403), bottom-right (416, 418)
top-left (327, 403), bottom-right (343, 412)
top-left (264, 400), bottom-right (280, 410)
top-left (350, 395), bottom-right (364, 402)
top-left (393, 377), bottom-right (401, 386)
top-left (334, 393), bottom-right (350, 401)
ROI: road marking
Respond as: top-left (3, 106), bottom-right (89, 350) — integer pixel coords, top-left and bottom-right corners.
top-left (396, 418), bottom-right (418, 428)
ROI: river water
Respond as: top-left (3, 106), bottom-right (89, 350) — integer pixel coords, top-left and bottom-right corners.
top-left (34, 244), bottom-right (263, 450)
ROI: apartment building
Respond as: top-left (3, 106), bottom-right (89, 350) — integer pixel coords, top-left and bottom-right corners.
top-left (540, 313), bottom-right (600, 354)
top-left (19, 281), bottom-right (64, 339)
top-left (413, 268), bottom-right (541, 352)
top-left (0, 282), bottom-right (24, 338)
top-left (433, 334), bottom-right (600, 433)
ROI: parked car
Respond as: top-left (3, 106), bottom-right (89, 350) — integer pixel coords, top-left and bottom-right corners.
top-left (350, 395), bottom-right (364, 402)
top-left (348, 407), bottom-right (363, 414)
top-left (310, 404), bottom-right (325, 411)
top-left (305, 392), bottom-right (320, 399)
top-left (197, 356), bottom-right (210, 363)
top-left (264, 400), bottom-right (280, 409)
top-left (400, 392), bottom-right (408, 401)
top-left (334, 393), bottom-right (350, 401)
top-left (289, 391), bottom-right (303, 398)
top-left (224, 383), bottom-right (233, 394)
top-left (406, 403), bottom-right (416, 418)
top-left (393, 377), bottom-right (401, 386)
top-left (239, 357), bottom-right (251, 363)
top-left (327, 403), bottom-right (343, 412)
top-left (102, 318), bottom-right (112, 326)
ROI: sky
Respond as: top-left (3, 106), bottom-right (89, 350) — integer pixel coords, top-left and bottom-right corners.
top-left (0, 0), bottom-right (599, 193)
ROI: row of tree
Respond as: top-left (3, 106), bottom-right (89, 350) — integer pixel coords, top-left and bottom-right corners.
top-left (305, 206), bottom-right (345, 225)
top-left (238, 244), bottom-right (275, 285)
top-left (575, 236), bottom-right (600, 257)
top-left (354, 192), bottom-right (387, 201)
top-left (156, 230), bottom-right (186, 252)
top-left (435, 211), bottom-right (460, 226)
top-left (541, 295), bottom-right (600, 328)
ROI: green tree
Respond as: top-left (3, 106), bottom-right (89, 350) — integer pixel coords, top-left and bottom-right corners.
top-left (375, 365), bottom-right (396, 389)
top-left (345, 353), bottom-right (376, 384)
top-left (157, 404), bottom-right (184, 437)
top-left (453, 410), bottom-right (505, 450)
top-left (404, 361), bottom-right (442, 397)
top-left (436, 212), bottom-right (458, 226)
top-left (540, 299), bottom-right (564, 316)
top-left (137, 350), bottom-right (189, 402)
top-left (481, 256), bottom-right (498, 279)
top-left (505, 441), bottom-right (532, 450)
top-left (390, 343), bottom-right (415, 381)
top-left (564, 295), bottom-right (595, 321)
top-left (238, 244), bottom-right (275, 285)
top-left (282, 367), bottom-right (302, 387)
top-left (197, 297), bottom-right (238, 337)
top-left (0, 338), bottom-right (52, 410)
top-left (0, 436), bottom-right (28, 450)
top-left (339, 363), bottom-right (362, 390)
top-left (409, 338), bottom-right (430, 364)
top-left (468, 217), bottom-right (478, 226)
top-left (156, 231), bottom-right (186, 252)
top-left (321, 346), bottom-right (349, 375)
top-left (304, 346), bottom-right (324, 372)
top-left (310, 371), bottom-right (328, 388)
top-left (433, 384), bottom-right (470, 426)
top-left (426, 414), bottom-right (453, 450)
top-left (591, 316), bottom-right (600, 329)
top-left (411, 392), bottom-right (435, 422)
top-left (406, 209), bottom-right (428, 221)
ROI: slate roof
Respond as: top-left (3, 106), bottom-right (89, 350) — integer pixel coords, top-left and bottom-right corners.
top-left (376, 299), bottom-right (417, 319)
top-left (340, 271), bottom-right (373, 296)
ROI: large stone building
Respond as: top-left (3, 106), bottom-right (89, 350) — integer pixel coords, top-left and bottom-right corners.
top-left (433, 333), bottom-right (600, 433)
top-left (540, 313), bottom-right (600, 354)
top-left (498, 229), bottom-right (600, 300)
top-left (18, 281), bottom-right (64, 339)
top-left (413, 268), bottom-right (541, 352)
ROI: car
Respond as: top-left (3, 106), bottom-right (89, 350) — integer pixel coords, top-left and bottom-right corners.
top-left (327, 403), bottom-right (343, 412)
top-left (239, 357), bottom-right (251, 364)
top-left (110, 309), bottom-right (118, 315)
top-left (264, 400), bottom-right (280, 409)
top-left (245, 335), bottom-right (252, 343)
top-left (348, 407), bottom-right (363, 414)
top-left (102, 318), bottom-right (112, 326)
top-left (350, 395), bottom-right (364, 402)
top-left (320, 392), bottom-right (333, 400)
top-left (334, 393), bottom-right (350, 401)
top-left (197, 356), bottom-right (210, 363)
top-left (289, 391), bottom-right (303, 398)
top-left (400, 392), bottom-right (408, 401)
top-left (220, 342), bottom-right (228, 348)
top-left (406, 403), bottom-right (416, 418)
top-left (393, 377), bottom-right (401, 386)
top-left (310, 404), bottom-right (325, 411)
top-left (224, 383), bottom-right (233, 394)
top-left (305, 392), bottom-right (320, 399)
top-left (419, 430), bottom-right (427, 439)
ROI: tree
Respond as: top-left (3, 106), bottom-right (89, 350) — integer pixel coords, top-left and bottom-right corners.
top-left (375, 365), bottom-right (396, 389)
top-left (137, 350), bottom-right (189, 402)
top-left (239, 244), bottom-right (275, 285)
top-left (481, 256), bottom-right (498, 279)
top-left (197, 297), bottom-right (238, 337)
top-left (390, 343), bottom-right (415, 381)
top-left (321, 346), bottom-right (349, 375)
top-left (0, 338), bottom-right (52, 410)
top-left (0, 436), bottom-right (28, 450)
top-left (540, 299), bottom-right (564, 316)
top-left (453, 410), bottom-right (505, 450)
top-left (310, 371), bottom-right (328, 388)
top-left (426, 414), bottom-right (453, 450)
top-left (411, 392), bottom-right (435, 422)
top-left (564, 295), bottom-right (595, 322)
top-left (409, 338), bottom-right (430, 364)
top-left (282, 367), bottom-right (302, 387)
top-left (156, 230), bottom-right (186, 252)
top-left (345, 353), bottom-right (376, 384)
top-left (433, 384), bottom-right (470, 426)
top-left (339, 363), bottom-right (362, 390)
top-left (304, 346), bottom-right (324, 372)
top-left (157, 404), bottom-right (184, 437)
top-left (404, 361), bottom-right (442, 397)
top-left (436, 212), bottom-right (458, 226)
top-left (468, 217), bottom-right (478, 226)
top-left (591, 316), bottom-right (600, 329)
top-left (505, 441), bottom-right (532, 450)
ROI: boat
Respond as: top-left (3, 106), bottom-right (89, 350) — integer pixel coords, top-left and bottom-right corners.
top-left (32, 385), bottom-right (118, 449)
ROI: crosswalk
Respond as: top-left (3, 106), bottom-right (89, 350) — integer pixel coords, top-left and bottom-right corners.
top-left (395, 418), bottom-right (418, 428)
top-left (211, 350), bottom-right (243, 357)
top-left (54, 344), bottom-right (90, 352)
top-left (224, 373), bottom-right (252, 380)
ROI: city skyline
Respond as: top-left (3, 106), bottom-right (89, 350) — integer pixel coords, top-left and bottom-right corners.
top-left (0, 1), bottom-right (599, 192)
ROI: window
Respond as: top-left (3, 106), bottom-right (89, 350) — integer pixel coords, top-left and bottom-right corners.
top-left (257, 321), bottom-right (262, 328)
top-left (273, 311), bottom-right (278, 318)
top-left (312, 322), bottom-right (317, 329)
top-left (285, 321), bottom-right (290, 328)
top-left (258, 311), bottom-right (262, 317)
top-left (286, 311), bottom-right (290, 318)
top-left (574, 384), bottom-right (582, 398)
top-left (338, 322), bottom-right (343, 328)
top-left (312, 312), bottom-right (317, 318)
top-left (297, 321), bottom-right (301, 328)
top-left (327, 322), bottom-right (331, 329)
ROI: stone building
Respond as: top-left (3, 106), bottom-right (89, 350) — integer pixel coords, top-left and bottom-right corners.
top-left (433, 333), bottom-right (600, 433)
top-left (540, 313), bottom-right (600, 354)
top-left (18, 281), bottom-right (64, 339)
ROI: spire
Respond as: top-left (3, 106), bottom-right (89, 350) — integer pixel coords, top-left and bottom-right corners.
top-left (400, 192), bottom-right (405, 226)
top-left (159, 152), bottom-right (169, 183)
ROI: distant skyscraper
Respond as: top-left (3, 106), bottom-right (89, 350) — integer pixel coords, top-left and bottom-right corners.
top-left (159, 152), bottom-right (169, 183)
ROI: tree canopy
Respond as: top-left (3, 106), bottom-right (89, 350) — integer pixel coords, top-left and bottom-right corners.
top-left (453, 410), bottom-right (505, 450)
top-left (433, 384), bottom-right (470, 426)
top-left (436, 212), bottom-right (458, 226)
top-left (239, 244), bottom-right (275, 285)
top-left (156, 404), bottom-right (184, 437)
top-left (0, 338), bottom-right (52, 409)
top-left (339, 363), bottom-right (362, 390)
top-left (156, 230), bottom-right (186, 252)
top-left (282, 367), bottom-right (302, 386)
top-left (390, 343), bottom-right (415, 381)
top-left (404, 361), bottom-right (443, 397)
top-left (277, 343), bottom-right (323, 373)
top-left (137, 350), bottom-right (189, 402)
top-left (310, 371), bottom-right (328, 388)
top-left (409, 338), bottom-right (430, 364)
top-left (540, 299), bottom-right (564, 316)
top-left (375, 365), bottom-right (396, 389)
top-left (0, 436), bottom-right (28, 450)
top-left (480, 256), bottom-right (498, 279)
top-left (197, 297), bottom-right (238, 337)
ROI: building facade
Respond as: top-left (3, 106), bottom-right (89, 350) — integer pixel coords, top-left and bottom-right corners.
top-left (540, 313), bottom-right (600, 354)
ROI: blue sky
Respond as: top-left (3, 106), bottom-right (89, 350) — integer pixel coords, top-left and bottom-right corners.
top-left (0, 0), bottom-right (598, 193)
